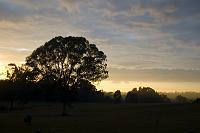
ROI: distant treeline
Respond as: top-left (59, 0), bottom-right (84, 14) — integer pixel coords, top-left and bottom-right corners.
top-left (1, 78), bottom-right (197, 108)
top-left (161, 92), bottom-right (200, 100)
top-left (0, 79), bottom-right (166, 103)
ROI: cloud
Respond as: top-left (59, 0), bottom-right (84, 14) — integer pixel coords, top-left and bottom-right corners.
top-left (0, 46), bottom-right (32, 52)
top-left (91, 0), bottom-right (200, 49)
top-left (0, 0), bottom-right (30, 22)
top-left (0, 0), bottom-right (200, 92)
top-left (5, 0), bottom-right (55, 9)
top-left (59, 0), bottom-right (81, 13)
top-left (0, 0), bottom-right (199, 72)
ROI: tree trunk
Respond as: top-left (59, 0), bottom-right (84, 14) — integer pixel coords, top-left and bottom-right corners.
top-left (10, 99), bottom-right (14, 111)
top-left (61, 87), bottom-right (69, 116)
top-left (61, 85), bottom-right (72, 116)
top-left (62, 101), bottom-right (67, 116)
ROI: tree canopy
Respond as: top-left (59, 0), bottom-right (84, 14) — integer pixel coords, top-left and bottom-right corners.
top-left (26, 36), bottom-right (108, 90)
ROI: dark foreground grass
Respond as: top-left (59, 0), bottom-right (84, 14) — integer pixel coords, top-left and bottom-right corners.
top-left (0, 103), bottom-right (200, 133)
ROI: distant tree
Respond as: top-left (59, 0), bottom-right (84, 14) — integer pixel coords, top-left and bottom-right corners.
top-left (137, 87), bottom-right (161, 103)
top-left (175, 95), bottom-right (188, 103)
top-left (125, 88), bottom-right (138, 103)
top-left (76, 79), bottom-right (97, 102)
top-left (125, 87), bottom-right (170, 103)
top-left (160, 94), bottom-right (171, 103)
top-left (113, 90), bottom-right (122, 103)
top-left (193, 98), bottom-right (200, 103)
top-left (26, 36), bottom-right (108, 115)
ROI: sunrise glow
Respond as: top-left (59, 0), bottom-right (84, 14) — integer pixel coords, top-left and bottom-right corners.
top-left (0, 0), bottom-right (200, 92)
top-left (97, 80), bottom-right (200, 92)
top-left (0, 63), bottom-right (6, 79)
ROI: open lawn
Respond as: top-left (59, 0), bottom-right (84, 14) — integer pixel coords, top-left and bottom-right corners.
top-left (0, 103), bottom-right (200, 133)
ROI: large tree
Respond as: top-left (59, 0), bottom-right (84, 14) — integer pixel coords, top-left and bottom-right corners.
top-left (26, 36), bottom-right (108, 115)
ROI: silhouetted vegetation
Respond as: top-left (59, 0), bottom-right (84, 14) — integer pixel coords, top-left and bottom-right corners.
top-left (161, 92), bottom-right (200, 100)
top-left (0, 36), bottom-right (110, 111)
top-left (193, 98), bottom-right (200, 103)
top-left (0, 63), bottom-right (34, 110)
top-left (113, 90), bottom-right (122, 103)
top-left (175, 95), bottom-right (189, 103)
top-left (125, 87), bottom-right (170, 103)
top-left (74, 79), bottom-right (107, 102)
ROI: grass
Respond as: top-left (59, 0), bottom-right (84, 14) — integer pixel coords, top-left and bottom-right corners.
top-left (0, 103), bottom-right (200, 133)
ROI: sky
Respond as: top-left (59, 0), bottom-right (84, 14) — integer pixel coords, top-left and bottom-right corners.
top-left (0, 0), bottom-right (200, 92)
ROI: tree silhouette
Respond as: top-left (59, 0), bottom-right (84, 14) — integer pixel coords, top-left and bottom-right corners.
top-left (175, 95), bottom-right (188, 103)
top-left (125, 88), bottom-right (138, 103)
top-left (125, 87), bottom-right (170, 103)
top-left (26, 36), bottom-right (108, 115)
top-left (5, 63), bottom-right (33, 110)
top-left (113, 90), bottom-right (122, 103)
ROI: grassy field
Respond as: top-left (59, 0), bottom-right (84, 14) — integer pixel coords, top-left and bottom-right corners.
top-left (0, 103), bottom-right (200, 133)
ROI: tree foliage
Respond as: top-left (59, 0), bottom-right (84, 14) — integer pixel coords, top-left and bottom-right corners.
top-left (26, 36), bottom-right (108, 89)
